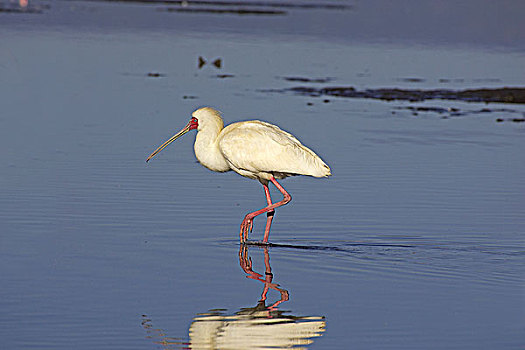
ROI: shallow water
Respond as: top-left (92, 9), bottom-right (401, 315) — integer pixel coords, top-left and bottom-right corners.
top-left (1, 1), bottom-right (524, 349)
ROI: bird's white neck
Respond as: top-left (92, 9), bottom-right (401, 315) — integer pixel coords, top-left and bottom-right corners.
top-left (194, 123), bottom-right (230, 173)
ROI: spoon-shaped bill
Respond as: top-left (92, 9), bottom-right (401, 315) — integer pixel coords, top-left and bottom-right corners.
top-left (146, 123), bottom-right (192, 163)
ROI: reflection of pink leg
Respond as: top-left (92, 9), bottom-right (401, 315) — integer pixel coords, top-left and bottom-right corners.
top-left (238, 246), bottom-right (290, 312)
top-left (240, 177), bottom-right (292, 243)
top-left (239, 245), bottom-right (263, 279)
top-left (262, 247), bottom-right (288, 310)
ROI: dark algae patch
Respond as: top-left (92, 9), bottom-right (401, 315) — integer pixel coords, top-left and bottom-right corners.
top-left (289, 86), bottom-right (525, 104)
top-left (89, 0), bottom-right (349, 15)
top-left (282, 76), bottom-right (334, 83)
top-left (91, 0), bottom-right (349, 10)
top-left (164, 7), bottom-right (286, 15)
top-left (394, 106), bottom-right (523, 121)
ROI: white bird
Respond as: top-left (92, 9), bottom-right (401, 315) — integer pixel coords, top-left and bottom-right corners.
top-left (146, 107), bottom-right (331, 243)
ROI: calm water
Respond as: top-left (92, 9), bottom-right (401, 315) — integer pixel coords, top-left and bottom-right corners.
top-left (1, 1), bottom-right (524, 349)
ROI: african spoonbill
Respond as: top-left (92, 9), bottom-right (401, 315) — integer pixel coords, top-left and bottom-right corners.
top-left (146, 107), bottom-right (331, 243)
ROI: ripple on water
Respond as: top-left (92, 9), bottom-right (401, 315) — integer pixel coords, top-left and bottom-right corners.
top-left (230, 237), bottom-right (525, 291)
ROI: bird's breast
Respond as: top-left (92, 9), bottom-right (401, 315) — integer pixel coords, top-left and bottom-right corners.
top-left (194, 132), bottom-right (231, 173)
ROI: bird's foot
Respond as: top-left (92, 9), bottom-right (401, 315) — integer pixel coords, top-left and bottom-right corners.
top-left (239, 215), bottom-right (254, 243)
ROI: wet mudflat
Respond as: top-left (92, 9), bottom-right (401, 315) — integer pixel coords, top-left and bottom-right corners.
top-left (1, 1), bottom-right (524, 349)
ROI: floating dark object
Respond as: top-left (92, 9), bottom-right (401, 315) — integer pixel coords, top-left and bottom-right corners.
top-left (439, 78), bottom-right (465, 83)
top-left (396, 77), bottom-right (425, 83)
top-left (198, 56), bottom-right (206, 69)
top-left (287, 86), bottom-right (525, 104)
top-left (496, 118), bottom-right (525, 123)
top-left (146, 72), bottom-right (165, 77)
top-left (212, 58), bottom-right (222, 68)
top-left (216, 74), bottom-right (234, 79)
top-left (198, 56), bottom-right (222, 69)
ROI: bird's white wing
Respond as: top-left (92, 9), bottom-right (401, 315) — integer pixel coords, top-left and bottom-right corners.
top-left (218, 121), bottom-right (330, 179)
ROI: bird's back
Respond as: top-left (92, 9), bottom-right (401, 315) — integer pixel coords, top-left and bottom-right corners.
top-left (218, 120), bottom-right (331, 181)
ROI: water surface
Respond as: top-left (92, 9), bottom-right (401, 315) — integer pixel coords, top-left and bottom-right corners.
top-left (1, 1), bottom-right (524, 349)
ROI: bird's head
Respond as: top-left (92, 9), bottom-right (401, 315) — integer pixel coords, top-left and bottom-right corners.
top-left (145, 107), bottom-right (224, 163)
top-left (191, 107), bottom-right (224, 132)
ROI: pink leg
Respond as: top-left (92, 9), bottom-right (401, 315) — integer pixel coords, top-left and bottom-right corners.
top-left (263, 184), bottom-right (275, 243)
top-left (240, 177), bottom-right (292, 243)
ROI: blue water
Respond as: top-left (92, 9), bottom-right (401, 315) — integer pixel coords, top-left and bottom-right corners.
top-left (1, 1), bottom-right (524, 349)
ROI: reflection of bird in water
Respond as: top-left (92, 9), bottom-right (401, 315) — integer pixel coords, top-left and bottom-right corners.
top-left (146, 107), bottom-right (331, 243)
top-left (188, 246), bottom-right (325, 349)
top-left (143, 309), bottom-right (325, 350)
top-left (141, 246), bottom-right (326, 349)
top-left (188, 308), bottom-right (325, 349)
